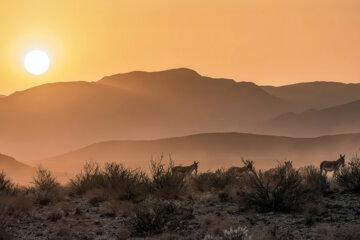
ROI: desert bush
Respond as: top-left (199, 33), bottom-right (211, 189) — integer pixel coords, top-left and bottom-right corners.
top-left (335, 155), bottom-right (360, 192)
top-left (33, 166), bottom-right (59, 191)
top-left (70, 162), bottom-right (105, 194)
top-left (301, 165), bottom-right (330, 195)
top-left (103, 162), bottom-right (150, 201)
top-left (150, 159), bottom-right (186, 198)
top-left (71, 162), bottom-right (150, 201)
top-left (240, 161), bottom-right (304, 212)
top-left (193, 169), bottom-right (237, 192)
top-left (131, 198), bottom-right (176, 236)
top-left (0, 172), bottom-right (13, 194)
top-left (32, 166), bottom-right (60, 205)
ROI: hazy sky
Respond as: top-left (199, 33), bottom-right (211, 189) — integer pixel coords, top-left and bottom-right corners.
top-left (1, 0), bottom-right (360, 94)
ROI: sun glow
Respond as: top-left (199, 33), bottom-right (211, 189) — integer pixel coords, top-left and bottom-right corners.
top-left (24, 50), bottom-right (50, 75)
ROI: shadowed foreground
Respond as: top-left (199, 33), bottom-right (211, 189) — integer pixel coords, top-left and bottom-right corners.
top-left (1, 157), bottom-right (360, 240)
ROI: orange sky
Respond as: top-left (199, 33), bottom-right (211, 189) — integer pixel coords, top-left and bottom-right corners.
top-left (1, 0), bottom-right (360, 94)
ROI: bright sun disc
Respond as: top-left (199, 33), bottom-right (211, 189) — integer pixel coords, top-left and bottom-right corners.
top-left (24, 50), bottom-right (50, 75)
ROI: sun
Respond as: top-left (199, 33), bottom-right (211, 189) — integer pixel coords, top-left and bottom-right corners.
top-left (24, 50), bottom-right (50, 75)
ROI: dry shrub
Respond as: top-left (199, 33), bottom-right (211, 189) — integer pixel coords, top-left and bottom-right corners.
top-left (116, 201), bottom-right (135, 217)
top-left (47, 209), bottom-right (64, 222)
top-left (192, 169), bottom-right (237, 192)
top-left (32, 166), bottom-right (60, 205)
top-left (99, 200), bottom-right (119, 217)
top-left (71, 162), bottom-right (150, 201)
top-left (85, 188), bottom-right (108, 206)
top-left (70, 162), bottom-right (104, 194)
top-left (131, 198), bottom-right (177, 236)
top-left (0, 172), bottom-right (14, 194)
top-left (240, 161), bottom-right (304, 212)
top-left (336, 155), bottom-right (360, 192)
top-left (103, 162), bottom-right (150, 201)
top-left (33, 166), bottom-right (59, 191)
top-left (301, 165), bottom-right (330, 195)
top-left (150, 159), bottom-right (186, 199)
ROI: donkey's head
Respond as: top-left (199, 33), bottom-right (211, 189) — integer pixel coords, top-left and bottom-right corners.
top-left (339, 154), bottom-right (345, 167)
top-left (242, 159), bottom-right (254, 172)
top-left (193, 161), bottom-right (199, 175)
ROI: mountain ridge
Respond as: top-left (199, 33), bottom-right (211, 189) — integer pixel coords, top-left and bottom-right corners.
top-left (37, 132), bottom-right (360, 173)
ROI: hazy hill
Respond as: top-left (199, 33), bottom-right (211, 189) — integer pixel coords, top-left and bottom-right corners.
top-left (0, 68), bottom-right (289, 160)
top-left (0, 153), bottom-right (35, 185)
top-left (262, 81), bottom-right (360, 112)
top-left (264, 100), bottom-right (360, 137)
top-left (37, 132), bottom-right (360, 173)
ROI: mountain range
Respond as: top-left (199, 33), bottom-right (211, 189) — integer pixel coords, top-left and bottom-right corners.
top-left (1, 68), bottom-right (360, 162)
top-left (0, 68), bottom-right (289, 160)
top-left (261, 81), bottom-right (360, 112)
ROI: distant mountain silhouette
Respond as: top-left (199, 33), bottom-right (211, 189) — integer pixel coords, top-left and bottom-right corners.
top-left (38, 132), bottom-right (360, 173)
top-left (264, 100), bottom-right (360, 137)
top-left (262, 81), bottom-right (360, 112)
top-left (0, 153), bottom-right (34, 184)
top-left (0, 95), bottom-right (5, 98)
top-left (0, 68), bottom-right (290, 160)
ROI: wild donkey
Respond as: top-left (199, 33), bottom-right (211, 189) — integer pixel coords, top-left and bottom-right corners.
top-left (227, 160), bottom-right (254, 177)
top-left (320, 154), bottom-right (345, 176)
top-left (172, 161), bottom-right (199, 177)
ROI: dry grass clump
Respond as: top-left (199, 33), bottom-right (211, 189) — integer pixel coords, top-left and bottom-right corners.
top-left (131, 198), bottom-right (177, 236)
top-left (192, 169), bottom-right (238, 192)
top-left (150, 159), bottom-right (186, 199)
top-left (103, 162), bottom-right (150, 201)
top-left (47, 209), bottom-right (64, 222)
top-left (203, 226), bottom-right (250, 240)
top-left (85, 188), bottom-right (108, 206)
top-left (301, 165), bottom-right (330, 195)
top-left (240, 161), bottom-right (304, 212)
top-left (335, 155), bottom-right (360, 192)
top-left (1, 194), bottom-right (33, 216)
top-left (71, 162), bottom-right (150, 201)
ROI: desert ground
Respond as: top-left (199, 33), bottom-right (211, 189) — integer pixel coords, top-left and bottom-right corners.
top-left (1, 156), bottom-right (360, 240)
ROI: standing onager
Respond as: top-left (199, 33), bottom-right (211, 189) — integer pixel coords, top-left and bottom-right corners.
top-left (320, 154), bottom-right (345, 176)
top-left (172, 161), bottom-right (199, 177)
top-left (227, 160), bottom-right (254, 177)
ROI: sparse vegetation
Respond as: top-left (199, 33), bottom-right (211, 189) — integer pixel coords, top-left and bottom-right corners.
top-left (301, 165), bottom-right (330, 195)
top-left (150, 158), bottom-right (186, 199)
top-left (71, 162), bottom-right (150, 201)
top-left (131, 198), bottom-right (176, 236)
top-left (32, 166), bottom-right (60, 205)
top-left (240, 161), bottom-right (304, 212)
top-left (33, 166), bottom-right (59, 191)
top-left (0, 172), bottom-right (14, 194)
top-left (1, 158), bottom-right (360, 239)
top-left (335, 155), bottom-right (360, 192)
top-left (193, 169), bottom-right (237, 192)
